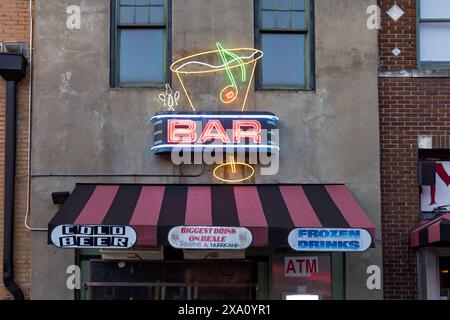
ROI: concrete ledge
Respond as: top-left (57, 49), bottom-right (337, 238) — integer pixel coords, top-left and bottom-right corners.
top-left (379, 69), bottom-right (450, 78)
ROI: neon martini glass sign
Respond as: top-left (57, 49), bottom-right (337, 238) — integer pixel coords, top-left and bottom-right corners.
top-left (170, 43), bottom-right (263, 111)
top-left (156, 44), bottom-right (273, 183)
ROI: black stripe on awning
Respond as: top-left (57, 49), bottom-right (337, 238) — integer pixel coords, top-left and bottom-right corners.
top-left (211, 185), bottom-right (240, 227)
top-left (419, 228), bottom-right (429, 247)
top-left (157, 186), bottom-right (188, 245)
top-left (302, 185), bottom-right (350, 228)
top-left (102, 185), bottom-right (141, 225)
top-left (441, 220), bottom-right (450, 242)
top-left (257, 185), bottom-right (294, 247)
top-left (48, 184), bottom-right (96, 228)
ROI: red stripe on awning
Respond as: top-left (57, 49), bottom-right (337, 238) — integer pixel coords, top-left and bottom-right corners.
top-left (185, 186), bottom-right (212, 226)
top-left (429, 222), bottom-right (441, 244)
top-left (279, 185), bottom-right (322, 227)
top-left (129, 186), bottom-right (165, 246)
top-left (234, 186), bottom-right (268, 247)
top-left (74, 185), bottom-right (119, 224)
top-left (410, 229), bottom-right (419, 248)
top-left (325, 185), bottom-right (376, 238)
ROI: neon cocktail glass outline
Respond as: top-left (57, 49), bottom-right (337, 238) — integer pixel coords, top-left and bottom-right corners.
top-left (170, 46), bottom-right (264, 111)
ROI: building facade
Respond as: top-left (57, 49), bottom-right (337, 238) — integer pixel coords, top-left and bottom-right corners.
top-left (379, 0), bottom-right (450, 300)
top-left (1, 0), bottom-right (448, 302)
top-left (0, 0), bottom-right (32, 300)
top-left (29, 0), bottom-right (382, 300)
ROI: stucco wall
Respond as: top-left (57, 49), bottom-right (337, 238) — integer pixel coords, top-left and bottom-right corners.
top-left (31, 0), bottom-right (381, 299)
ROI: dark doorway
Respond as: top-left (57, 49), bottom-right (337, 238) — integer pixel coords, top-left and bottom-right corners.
top-left (440, 257), bottom-right (450, 300)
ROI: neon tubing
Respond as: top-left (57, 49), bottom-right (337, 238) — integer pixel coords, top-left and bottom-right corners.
top-left (171, 48), bottom-right (263, 75)
top-left (151, 114), bottom-right (279, 121)
top-left (150, 144), bottom-right (280, 151)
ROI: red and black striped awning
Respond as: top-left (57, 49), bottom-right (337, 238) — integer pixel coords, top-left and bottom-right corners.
top-left (410, 213), bottom-right (450, 248)
top-left (48, 184), bottom-right (375, 247)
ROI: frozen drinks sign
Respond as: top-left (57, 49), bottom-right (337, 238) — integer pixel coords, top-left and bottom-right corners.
top-left (168, 226), bottom-right (253, 250)
top-left (288, 228), bottom-right (372, 252)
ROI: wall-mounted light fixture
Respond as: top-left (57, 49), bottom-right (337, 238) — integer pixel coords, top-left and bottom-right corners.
top-left (51, 192), bottom-right (71, 205)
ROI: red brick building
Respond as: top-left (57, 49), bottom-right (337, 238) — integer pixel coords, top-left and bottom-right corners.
top-left (0, 0), bottom-right (32, 299)
top-left (379, 0), bottom-right (450, 300)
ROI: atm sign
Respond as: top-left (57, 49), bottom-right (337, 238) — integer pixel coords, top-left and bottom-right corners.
top-left (284, 257), bottom-right (318, 278)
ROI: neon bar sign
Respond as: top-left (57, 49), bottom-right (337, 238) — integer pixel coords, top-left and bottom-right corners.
top-left (151, 112), bottom-right (279, 154)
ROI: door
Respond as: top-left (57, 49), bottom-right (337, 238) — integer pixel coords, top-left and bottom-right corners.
top-left (439, 256), bottom-right (450, 300)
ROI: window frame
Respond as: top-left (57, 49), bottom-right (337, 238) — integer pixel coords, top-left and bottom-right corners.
top-left (254, 0), bottom-right (315, 91)
top-left (110, 0), bottom-right (172, 88)
top-left (417, 1), bottom-right (450, 69)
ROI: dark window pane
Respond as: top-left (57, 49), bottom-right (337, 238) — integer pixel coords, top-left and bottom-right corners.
top-left (135, 7), bottom-right (149, 24)
top-left (262, 11), bottom-right (276, 28)
top-left (278, 0), bottom-right (291, 10)
top-left (150, 6), bottom-right (164, 24)
top-left (291, 11), bottom-right (305, 29)
top-left (262, 0), bottom-right (277, 10)
top-left (119, 29), bottom-right (164, 84)
top-left (136, 0), bottom-right (149, 4)
top-left (150, 0), bottom-right (164, 5)
top-left (261, 33), bottom-right (305, 86)
top-left (276, 11), bottom-right (290, 28)
top-left (120, 0), bottom-right (135, 5)
top-left (120, 6), bottom-right (135, 24)
top-left (292, 0), bottom-right (305, 10)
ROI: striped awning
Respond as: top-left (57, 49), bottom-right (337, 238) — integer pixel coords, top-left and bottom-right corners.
top-left (410, 213), bottom-right (450, 248)
top-left (48, 184), bottom-right (375, 247)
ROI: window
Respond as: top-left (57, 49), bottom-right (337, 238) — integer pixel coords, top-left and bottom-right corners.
top-left (419, 150), bottom-right (450, 218)
top-left (111, 0), bottom-right (170, 87)
top-left (255, 0), bottom-right (314, 90)
top-left (85, 260), bottom-right (254, 300)
top-left (418, 0), bottom-right (450, 68)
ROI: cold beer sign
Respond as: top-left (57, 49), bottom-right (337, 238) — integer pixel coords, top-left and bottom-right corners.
top-left (50, 225), bottom-right (137, 249)
top-left (151, 112), bottom-right (279, 154)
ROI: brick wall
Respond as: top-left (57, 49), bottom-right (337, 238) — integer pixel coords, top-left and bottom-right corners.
top-left (0, 0), bottom-right (32, 299)
top-left (379, 0), bottom-right (450, 299)
top-left (379, 0), bottom-right (417, 71)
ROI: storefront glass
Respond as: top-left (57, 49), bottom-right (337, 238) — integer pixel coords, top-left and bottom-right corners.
top-left (271, 254), bottom-right (332, 300)
top-left (86, 260), bottom-right (255, 300)
top-left (439, 257), bottom-right (450, 300)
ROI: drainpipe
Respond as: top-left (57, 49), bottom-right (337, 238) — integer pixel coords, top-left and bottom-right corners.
top-left (0, 51), bottom-right (27, 300)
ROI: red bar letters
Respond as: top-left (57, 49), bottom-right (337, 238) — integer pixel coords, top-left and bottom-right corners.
top-left (167, 119), bottom-right (262, 145)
